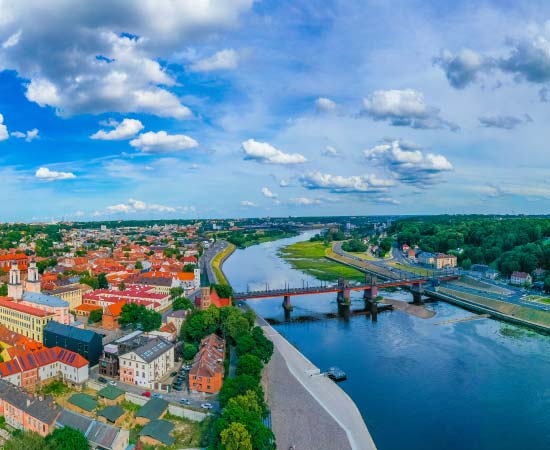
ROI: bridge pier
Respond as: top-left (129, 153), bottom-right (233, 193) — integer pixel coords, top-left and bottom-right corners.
top-left (282, 295), bottom-right (293, 311)
top-left (410, 283), bottom-right (424, 304)
top-left (337, 277), bottom-right (351, 305)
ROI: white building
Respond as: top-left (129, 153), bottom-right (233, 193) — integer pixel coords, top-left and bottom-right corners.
top-left (119, 337), bottom-right (174, 388)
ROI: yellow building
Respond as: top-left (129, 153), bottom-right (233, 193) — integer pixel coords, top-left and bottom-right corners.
top-left (45, 284), bottom-right (92, 311)
top-left (0, 299), bottom-right (55, 343)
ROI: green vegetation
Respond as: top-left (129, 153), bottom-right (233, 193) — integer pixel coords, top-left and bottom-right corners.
top-left (173, 296), bottom-right (193, 311)
top-left (88, 309), bottom-right (103, 324)
top-left (0, 283), bottom-right (6, 296)
top-left (4, 428), bottom-right (87, 450)
top-left (41, 380), bottom-right (70, 397)
top-left (222, 229), bottom-right (297, 249)
top-left (118, 303), bottom-right (161, 332)
top-left (212, 243), bottom-right (236, 285)
top-left (394, 216), bottom-right (550, 275)
top-left (212, 284), bottom-right (234, 299)
top-left (279, 241), bottom-right (365, 282)
top-left (341, 239), bottom-right (368, 253)
top-left (97, 273), bottom-right (109, 289)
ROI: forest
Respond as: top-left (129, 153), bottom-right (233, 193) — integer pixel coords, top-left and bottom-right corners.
top-left (393, 216), bottom-right (550, 276)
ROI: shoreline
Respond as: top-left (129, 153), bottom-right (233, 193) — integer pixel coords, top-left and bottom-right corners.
top-left (257, 316), bottom-right (377, 450)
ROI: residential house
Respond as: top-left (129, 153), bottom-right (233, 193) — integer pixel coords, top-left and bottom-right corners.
top-left (102, 301), bottom-right (125, 330)
top-left (166, 309), bottom-right (188, 336)
top-left (0, 298), bottom-right (55, 343)
top-left (189, 333), bottom-right (225, 394)
top-left (118, 337), bottom-right (174, 388)
top-left (0, 379), bottom-right (61, 436)
top-left (435, 253), bottom-right (457, 269)
top-left (417, 252), bottom-right (435, 266)
top-left (511, 271), bottom-right (532, 286)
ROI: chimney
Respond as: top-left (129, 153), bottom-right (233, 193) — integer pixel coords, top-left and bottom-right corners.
top-left (26, 398), bottom-right (31, 407)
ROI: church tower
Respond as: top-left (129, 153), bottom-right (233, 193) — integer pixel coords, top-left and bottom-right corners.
top-left (8, 262), bottom-right (23, 300)
top-left (26, 260), bottom-right (41, 294)
top-left (199, 286), bottom-right (211, 310)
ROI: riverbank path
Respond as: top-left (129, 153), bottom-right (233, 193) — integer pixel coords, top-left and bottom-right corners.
top-left (258, 317), bottom-right (377, 450)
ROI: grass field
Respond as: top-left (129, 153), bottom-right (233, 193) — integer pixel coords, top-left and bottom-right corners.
top-left (279, 241), bottom-right (365, 282)
top-left (524, 294), bottom-right (550, 304)
top-left (211, 243), bottom-right (236, 285)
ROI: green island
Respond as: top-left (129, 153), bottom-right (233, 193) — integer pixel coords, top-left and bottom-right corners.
top-left (279, 241), bottom-right (365, 282)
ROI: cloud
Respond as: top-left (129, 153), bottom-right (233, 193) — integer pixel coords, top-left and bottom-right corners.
top-left (240, 200), bottom-right (257, 207)
top-left (105, 198), bottom-right (190, 214)
top-left (2, 30), bottom-right (21, 49)
top-left (91, 118), bottom-right (144, 140)
top-left (300, 171), bottom-right (393, 193)
top-left (290, 197), bottom-right (322, 205)
top-left (190, 48), bottom-right (239, 72)
top-left (261, 187), bottom-right (277, 198)
top-left (0, 2), bottom-right (254, 117)
top-left (322, 145), bottom-right (340, 157)
top-left (364, 139), bottom-right (453, 186)
top-left (315, 97), bottom-right (336, 112)
top-left (362, 89), bottom-right (458, 131)
top-left (433, 49), bottom-right (491, 89)
top-left (499, 34), bottom-right (550, 84)
top-left (279, 179), bottom-right (289, 187)
top-left (11, 128), bottom-right (39, 142)
top-left (35, 167), bottom-right (76, 181)
top-left (242, 139), bottom-right (307, 164)
top-left (478, 114), bottom-right (532, 130)
top-left (130, 131), bottom-right (198, 153)
top-left (373, 196), bottom-right (400, 205)
top-left (0, 114), bottom-right (8, 141)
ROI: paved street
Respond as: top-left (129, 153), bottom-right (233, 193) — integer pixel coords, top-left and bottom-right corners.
top-left (201, 239), bottom-right (229, 284)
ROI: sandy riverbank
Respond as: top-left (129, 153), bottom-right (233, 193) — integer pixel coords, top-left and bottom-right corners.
top-left (380, 298), bottom-right (436, 319)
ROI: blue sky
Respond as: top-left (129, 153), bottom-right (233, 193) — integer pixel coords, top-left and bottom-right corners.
top-left (1, 0), bottom-right (550, 221)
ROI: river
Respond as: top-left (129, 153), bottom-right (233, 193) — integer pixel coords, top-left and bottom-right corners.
top-left (223, 231), bottom-right (550, 450)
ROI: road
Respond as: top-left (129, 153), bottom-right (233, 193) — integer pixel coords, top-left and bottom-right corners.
top-left (201, 239), bottom-right (229, 284)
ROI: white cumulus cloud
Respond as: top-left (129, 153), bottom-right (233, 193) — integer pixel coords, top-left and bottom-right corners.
top-left (11, 128), bottom-right (39, 142)
top-left (0, 114), bottom-right (8, 141)
top-left (190, 48), bottom-right (239, 72)
top-left (315, 97), bottom-right (336, 112)
top-left (91, 118), bottom-right (144, 140)
top-left (261, 187), bottom-right (277, 198)
top-left (35, 167), bottom-right (76, 181)
top-left (242, 139), bottom-right (306, 165)
top-left (364, 139), bottom-right (453, 186)
top-left (240, 200), bottom-right (257, 207)
top-left (362, 89), bottom-right (458, 131)
top-left (105, 198), bottom-right (190, 214)
top-left (300, 171), bottom-right (393, 193)
top-left (322, 145), bottom-right (340, 157)
top-left (290, 197), bottom-right (322, 205)
top-left (130, 131), bottom-right (198, 153)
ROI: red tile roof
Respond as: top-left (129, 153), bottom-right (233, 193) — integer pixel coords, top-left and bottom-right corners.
top-left (0, 298), bottom-right (53, 317)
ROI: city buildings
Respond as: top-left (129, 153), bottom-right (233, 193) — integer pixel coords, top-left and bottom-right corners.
top-left (511, 271), bottom-right (532, 286)
top-left (118, 337), bottom-right (175, 388)
top-left (43, 321), bottom-right (103, 366)
top-left (189, 333), bottom-right (225, 394)
top-left (0, 379), bottom-right (60, 436)
top-left (0, 298), bottom-right (54, 343)
top-left (194, 286), bottom-right (231, 310)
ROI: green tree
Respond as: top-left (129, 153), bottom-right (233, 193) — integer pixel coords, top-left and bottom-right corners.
top-left (181, 306), bottom-right (220, 344)
top-left (118, 282), bottom-right (126, 291)
top-left (4, 431), bottom-right (49, 450)
top-left (173, 296), bottom-right (193, 311)
top-left (183, 264), bottom-right (195, 272)
top-left (544, 276), bottom-right (550, 294)
top-left (97, 273), bottom-right (109, 289)
top-left (135, 260), bottom-right (143, 270)
top-left (0, 283), bottom-right (7, 296)
top-left (88, 309), bottom-right (103, 324)
top-left (182, 342), bottom-right (198, 360)
top-left (170, 287), bottom-right (184, 299)
top-left (236, 354), bottom-right (263, 380)
top-left (79, 274), bottom-right (99, 289)
top-left (220, 422), bottom-right (253, 450)
top-left (45, 426), bottom-right (88, 450)
top-left (212, 284), bottom-right (233, 299)
top-left (218, 375), bottom-right (263, 408)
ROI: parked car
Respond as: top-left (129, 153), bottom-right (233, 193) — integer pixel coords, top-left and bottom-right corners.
top-left (152, 393), bottom-right (163, 399)
top-left (179, 399), bottom-right (191, 405)
top-left (97, 377), bottom-right (107, 384)
top-left (108, 380), bottom-right (117, 386)
top-left (201, 403), bottom-right (213, 409)
top-left (183, 365), bottom-right (192, 371)
top-left (170, 371), bottom-right (178, 377)
top-left (141, 391), bottom-right (151, 397)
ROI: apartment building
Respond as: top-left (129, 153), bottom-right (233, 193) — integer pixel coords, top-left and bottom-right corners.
top-left (0, 298), bottom-right (55, 343)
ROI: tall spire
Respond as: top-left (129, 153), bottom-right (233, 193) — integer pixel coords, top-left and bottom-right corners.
top-left (26, 259), bottom-right (41, 294)
top-left (8, 262), bottom-right (23, 300)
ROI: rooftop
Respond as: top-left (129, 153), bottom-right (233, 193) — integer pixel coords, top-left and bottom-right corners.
top-left (136, 398), bottom-right (169, 420)
top-left (124, 337), bottom-right (173, 364)
top-left (140, 419), bottom-right (175, 445)
top-left (57, 409), bottom-right (122, 450)
top-left (0, 298), bottom-right (53, 317)
top-left (97, 385), bottom-right (124, 400)
top-left (68, 393), bottom-right (98, 412)
top-left (22, 291), bottom-right (69, 308)
top-left (44, 321), bottom-right (100, 343)
top-left (98, 405), bottom-right (124, 423)
top-left (0, 379), bottom-right (60, 424)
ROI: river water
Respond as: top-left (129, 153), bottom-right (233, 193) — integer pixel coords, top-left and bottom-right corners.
top-left (223, 231), bottom-right (550, 450)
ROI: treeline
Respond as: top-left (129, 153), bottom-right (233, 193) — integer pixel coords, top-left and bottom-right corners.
top-left (180, 305), bottom-right (275, 450)
top-left (223, 229), bottom-right (296, 249)
top-left (394, 217), bottom-right (550, 275)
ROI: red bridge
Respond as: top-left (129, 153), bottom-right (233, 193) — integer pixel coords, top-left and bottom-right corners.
top-left (234, 270), bottom-right (459, 311)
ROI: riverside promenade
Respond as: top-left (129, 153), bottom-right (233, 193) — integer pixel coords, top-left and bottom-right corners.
top-left (258, 317), bottom-right (376, 450)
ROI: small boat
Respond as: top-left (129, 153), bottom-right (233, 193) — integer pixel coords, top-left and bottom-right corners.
top-left (327, 367), bottom-right (347, 382)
